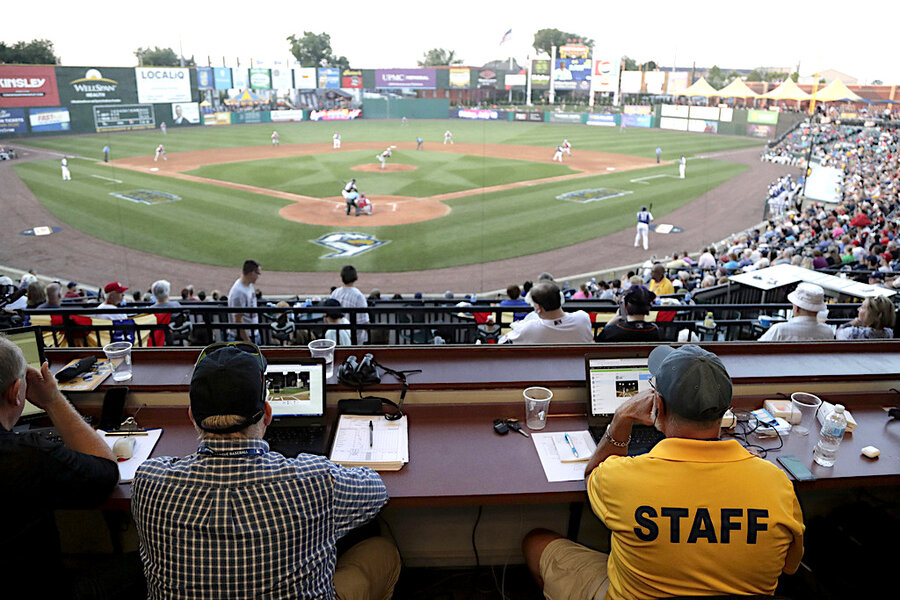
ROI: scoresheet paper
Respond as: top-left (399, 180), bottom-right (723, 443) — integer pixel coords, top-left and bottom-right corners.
top-left (531, 431), bottom-right (596, 482)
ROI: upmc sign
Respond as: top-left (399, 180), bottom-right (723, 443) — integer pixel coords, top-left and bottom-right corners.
top-left (374, 69), bottom-right (436, 89)
top-left (0, 66), bottom-right (60, 107)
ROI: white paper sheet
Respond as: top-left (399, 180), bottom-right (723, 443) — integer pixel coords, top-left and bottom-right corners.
top-left (99, 428), bottom-right (163, 483)
top-left (532, 431), bottom-right (596, 482)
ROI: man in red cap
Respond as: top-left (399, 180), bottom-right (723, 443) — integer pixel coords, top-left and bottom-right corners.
top-left (96, 281), bottom-right (128, 321)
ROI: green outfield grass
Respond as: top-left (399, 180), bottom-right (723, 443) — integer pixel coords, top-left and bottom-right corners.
top-left (186, 150), bottom-right (576, 197)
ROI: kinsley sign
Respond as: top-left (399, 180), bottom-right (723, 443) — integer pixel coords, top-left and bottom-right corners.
top-left (0, 66), bottom-right (59, 107)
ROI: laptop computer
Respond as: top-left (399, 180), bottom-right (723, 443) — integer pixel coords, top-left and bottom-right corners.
top-left (263, 359), bottom-right (328, 456)
top-left (585, 354), bottom-right (665, 456)
top-left (4, 326), bottom-right (48, 427)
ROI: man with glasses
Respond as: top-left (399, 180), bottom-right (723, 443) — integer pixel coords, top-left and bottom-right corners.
top-left (523, 344), bottom-right (804, 599)
top-left (132, 342), bottom-right (400, 599)
top-left (228, 260), bottom-right (261, 343)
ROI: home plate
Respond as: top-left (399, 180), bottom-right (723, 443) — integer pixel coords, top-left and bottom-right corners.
top-left (651, 223), bottom-right (684, 234)
top-left (149, 167), bottom-right (159, 172)
top-left (606, 167), bottom-right (616, 171)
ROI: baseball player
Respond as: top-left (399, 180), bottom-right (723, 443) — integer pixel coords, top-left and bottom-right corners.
top-left (271, 131), bottom-right (279, 146)
top-left (401, 117), bottom-right (408, 126)
top-left (416, 137), bottom-right (424, 150)
top-left (341, 178), bottom-right (358, 215)
top-left (356, 194), bottom-right (373, 215)
top-left (376, 147), bottom-right (393, 169)
top-left (552, 145), bottom-right (564, 162)
top-left (443, 130), bottom-right (453, 144)
top-left (655, 146), bottom-right (662, 163)
top-left (634, 205), bottom-right (654, 251)
top-left (333, 132), bottom-right (341, 149)
top-left (679, 155), bottom-right (687, 179)
top-left (61, 157), bottom-right (71, 181)
top-left (154, 144), bottom-right (166, 162)
top-left (160, 122), bottom-right (167, 135)
top-left (562, 139), bottom-right (572, 155)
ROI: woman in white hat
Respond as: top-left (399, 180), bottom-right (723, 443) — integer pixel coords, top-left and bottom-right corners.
top-left (758, 282), bottom-right (834, 341)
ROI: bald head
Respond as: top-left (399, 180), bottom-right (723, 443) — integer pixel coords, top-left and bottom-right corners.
top-left (529, 282), bottom-right (562, 312)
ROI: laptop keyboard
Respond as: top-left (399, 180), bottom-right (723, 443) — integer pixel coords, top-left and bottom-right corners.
top-left (265, 425), bottom-right (326, 456)
top-left (589, 426), bottom-right (664, 456)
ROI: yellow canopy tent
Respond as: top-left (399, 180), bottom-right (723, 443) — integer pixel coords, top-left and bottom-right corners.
top-left (812, 79), bottom-right (862, 102)
top-left (225, 89), bottom-right (266, 106)
top-left (760, 79), bottom-right (810, 100)
top-left (716, 78), bottom-right (760, 98)
top-left (673, 76), bottom-right (719, 97)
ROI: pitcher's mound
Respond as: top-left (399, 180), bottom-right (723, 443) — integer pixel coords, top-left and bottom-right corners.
top-left (279, 195), bottom-right (450, 226)
top-left (351, 163), bottom-right (418, 173)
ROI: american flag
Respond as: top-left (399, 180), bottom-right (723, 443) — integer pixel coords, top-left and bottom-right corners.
top-left (499, 29), bottom-right (512, 46)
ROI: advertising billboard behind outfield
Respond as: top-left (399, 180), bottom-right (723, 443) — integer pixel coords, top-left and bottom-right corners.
top-left (214, 67), bottom-right (232, 90)
top-left (747, 123), bottom-right (775, 137)
top-left (294, 67), bottom-right (316, 89)
top-left (271, 63), bottom-right (293, 89)
top-left (29, 107), bottom-right (70, 132)
top-left (318, 68), bottom-right (340, 89)
top-left (232, 68), bottom-right (248, 89)
top-left (309, 108), bottom-right (361, 121)
top-left (136, 67), bottom-right (191, 103)
top-left (449, 67), bottom-right (470, 89)
top-left (620, 71), bottom-right (642, 94)
top-left (342, 69), bottom-right (363, 88)
top-left (249, 68), bottom-right (271, 90)
top-left (531, 60), bottom-right (550, 89)
top-left (689, 106), bottom-right (719, 120)
top-left (666, 72), bottom-right (689, 94)
top-left (622, 114), bottom-right (652, 128)
top-left (0, 65), bottom-right (60, 107)
top-left (0, 108), bottom-right (27, 134)
top-left (660, 116), bottom-right (689, 131)
top-left (375, 69), bottom-right (436, 88)
top-left (661, 104), bottom-right (689, 118)
top-left (587, 113), bottom-right (616, 126)
top-left (57, 67), bottom-right (138, 106)
top-left (196, 67), bottom-right (213, 90)
top-left (457, 108), bottom-right (498, 120)
top-left (644, 72), bottom-right (665, 94)
top-left (624, 105), bottom-right (651, 115)
top-left (591, 58), bottom-right (619, 94)
top-left (553, 59), bottom-right (591, 91)
top-left (171, 102), bottom-right (200, 125)
top-left (271, 109), bottom-right (305, 122)
top-left (748, 109), bottom-right (778, 124)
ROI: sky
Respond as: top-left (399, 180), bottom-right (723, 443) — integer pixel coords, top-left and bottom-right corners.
top-left (3, 1), bottom-right (898, 84)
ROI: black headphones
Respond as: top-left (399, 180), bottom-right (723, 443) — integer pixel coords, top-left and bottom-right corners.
top-left (337, 354), bottom-right (421, 420)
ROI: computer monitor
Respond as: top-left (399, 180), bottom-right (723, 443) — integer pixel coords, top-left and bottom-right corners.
top-left (1, 327), bottom-right (46, 419)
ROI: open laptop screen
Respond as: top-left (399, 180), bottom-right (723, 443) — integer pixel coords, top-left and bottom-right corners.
top-left (587, 357), bottom-right (653, 416)
top-left (3, 327), bottom-right (46, 419)
top-left (264, 362), bottom-right (325, 417)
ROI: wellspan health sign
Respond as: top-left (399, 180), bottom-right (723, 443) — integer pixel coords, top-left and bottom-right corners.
top-left (135, 67), bottom-right (191, 103)
top-left (0, 65), bottom-right (60, 107)
top-left (58, 67), bottom-right (138, 105)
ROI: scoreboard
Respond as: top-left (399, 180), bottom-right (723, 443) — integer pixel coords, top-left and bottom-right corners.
top-left (93, 104), bottom-right (155, 132)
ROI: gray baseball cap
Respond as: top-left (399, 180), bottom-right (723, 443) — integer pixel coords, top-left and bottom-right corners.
top-left (648, 345), bottom-right (732, 421)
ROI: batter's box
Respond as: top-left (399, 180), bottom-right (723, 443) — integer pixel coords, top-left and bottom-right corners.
top-left (110, 190), bottom-right (181, 206)
top-left (556, 188), bottom-right (633, 204)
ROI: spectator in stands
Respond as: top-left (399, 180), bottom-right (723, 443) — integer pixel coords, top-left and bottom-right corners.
top-left (331, 265), bottom-right (369, 344)
top-left (523, 344), bottom-right (804, 599)
top-left (369, 289), bottom-right (382, 302)
top-left (25, 281), bottom-right (45, 309)
top-left (499, 284), bottom-right (529, 321)
top-left (595, 285), bottom-right (660, 343)
top-left (321, 298), bottom-right (352, 346)
top-left (131, 344), bottom-right (399, 599)
top-left (499, 282), bottom-right (592, 344)
top-left (228, 260), bottom-right (261, 343)
top-left (571, 282), bottom-right (590, 299)
top-left (0, 335), bottom-right (119, 598)
top-left (836, 296), bottom-right (895, 340)
top-left (63, 281), bottom-right (81, 300)
top-left (599, 280), bottom-right (617, 301)
top-left (151, 280), bottom-right (181, 309)
top-left (647, 264), bottom-right (674, 296)
top-left (759, 283), bottom-right (834, 342)
top-left (96, 282), bottom-right (128, 321)
top-left (697, 248), bottom-right (716, 271)
top-left (35, 282), bottom-right (61, 309)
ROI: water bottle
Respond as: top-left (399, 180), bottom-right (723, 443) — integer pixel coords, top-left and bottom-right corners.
top-left (813, 404), bottom-right (847, 467)
top-left (703, 311), bottom-right (715, 328)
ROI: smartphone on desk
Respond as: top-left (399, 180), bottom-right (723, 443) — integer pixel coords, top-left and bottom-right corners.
top-left (777, 455), bottom-right (816, 481)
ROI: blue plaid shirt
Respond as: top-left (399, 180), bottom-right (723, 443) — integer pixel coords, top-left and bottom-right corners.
top-left (132, 438), bottom-right (388, 600)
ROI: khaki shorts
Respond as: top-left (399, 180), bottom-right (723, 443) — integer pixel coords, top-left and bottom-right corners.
top-left (539, 538), bottom-right (610, 600)
top-left (334, 536), bottom-right (401, 600)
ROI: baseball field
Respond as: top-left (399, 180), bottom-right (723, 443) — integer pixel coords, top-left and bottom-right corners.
top-left (13, 119), bottom-right (763, 274)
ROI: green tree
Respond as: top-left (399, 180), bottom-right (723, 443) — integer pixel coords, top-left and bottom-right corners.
top-left (746, 70), bottom-right (763, 82)
top-left (641, 60), bottom-right (658, 71)
top-left (134, 47), bottom-right (195, 66)
top-left (706, 65), bottom-right (724, 87)
top-left (531, 28), bottom-right (593, 57)
top-left (286, 31), bottom-right (349, 69)
top-left (0, 39), bottom-right (59, 64)
top-left (418, 48), bottom-right (462, 67)
top-left (622, 56), bottom-right (638, 71)
top-left (789, 72), bottom-right (799, 82)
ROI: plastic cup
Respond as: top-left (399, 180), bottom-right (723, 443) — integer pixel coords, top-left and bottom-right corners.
top-left (308, 339), bottom-right (337, 378)
top-left (103, 341), bottom-right (133, 382)
top-left (524, 386), bottom-right (553, 430)
top-left (790, 392), bottom-right (822, 436)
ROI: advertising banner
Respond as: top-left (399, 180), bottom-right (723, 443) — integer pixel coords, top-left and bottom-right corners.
top-left (92, 104), bottom-right (155, 132)
top-left (513, 111), bottom-right (545, 122)
top-left (196, 67), bottom-right (213, 90)
top-left (624, 104), bottom-right (651, 115)
top-left (661, 104), bottom-right (689, 118)
top-left (559, 44), bottom-right (590, 59)
top-left (341, 69), bottom-right (363, 88)
top-left (232, 68), bottom-right (248, 89)
top-left (0, 65), bottom-right (60, 107)
top-left (622, 114), bottom-right (652, 128)
top-left (57, 67), bottom-right (137, 106)
top-left (203, 112), bottom-right (232, 126)
top-left (505, 73), bottom-right (526, 87)
top-left (688, 118), bottom-right (718, 133)
top-left (171, 102), bottom-right (200, 125)
top-left (719, 107), bottom-right (733, 122)
top-left (271, 63), bottom-right (293, 89)
top-left (587, 113), bottom-right (616, 126)
top-left (548, 112), bottom-right (583, 123)
top-left (0, 108), bottom-right (27, 134)
top-left (318, 68), bottom-right (340, 89)
top-left (214, 67), bottom-right (233, 90)
top-left (747, 123), bottom-right (775, 138)
top-left (644, 71), bottom-right (665, 95)
top-left (748, 109), bottom-right (778, 124)
top-left (620, 71), bottom-right (642, 94)
top-left (449, 67), bottom-right (470, 89)
top-left (477, 69), bottom-right (498, 89)
top-left (29, 107), bottom-right (70, 132)
top-left (294, 67), bottom-right (316, 89)
top-left (591, 58), bottom-right (619, 93)
top-left (271, 109), bottom-right (305, 122)
top-left (531, 60), bottom-right (550, 89)
top-left (666, 71), bottom-right (688, 94)
top-left (689, 106), bottom-right (719, 120)
top-left (249, 68), bottom-right (271, 90)
top-left (553, 59), bottom-right (591, 91)
top-left (375, 69), bottom-right (436, 89)
top-left (309, 108), bottom-right (361, 121)
top-left (136, 67), bottom-right (191, 103)
top-left (660, 116), bottom-right (689, 131)
top-left (458, 108), bottom-right (498, 120)
top-left (232, 111), bottom-right (271, 124)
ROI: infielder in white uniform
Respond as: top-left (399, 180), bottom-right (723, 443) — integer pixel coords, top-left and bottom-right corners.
top-left (154, 144), bottom-right (166, 162)
top-left (552, 145), bottom-right (564, 162)
top-left (271, 131), bottom-right (279, 145)
top-left (376, 147), bottom-right (393, 169)
top-left (679, 155), bottom-right (687, 179)
top-left (61, 157), bottom-right (71, 181)
top-left (160, 122), bottom-right (167, 135)
top-left (562, 139), bottom-right (572, 155)
top-left (443, 130), bottom-right (453, 144)
top-left (634, 206), bottom-right (654, 250)
top-left (333, 132), bottom-right (341, 149)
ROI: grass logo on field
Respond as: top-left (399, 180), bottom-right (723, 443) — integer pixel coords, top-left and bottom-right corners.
top-left (557, 188), bottom-right (632, 204)
top-left (312, 232), bottom-right (390, 258)
top-left (109, 190), bottom-right (181, 205)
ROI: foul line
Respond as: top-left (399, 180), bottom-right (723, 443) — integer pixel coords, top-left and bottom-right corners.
top-left (630, 174), bottom-right (680, 185)
top-left (91, 174), bottom-right (122, 184)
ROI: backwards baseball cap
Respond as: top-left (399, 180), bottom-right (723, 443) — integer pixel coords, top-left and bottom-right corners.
top-left (104, 281), bottom-right (128, 294)
top-left (648, 345), bottom-right (732, 422)
top-left (190, 343), bottom-right (268, 433)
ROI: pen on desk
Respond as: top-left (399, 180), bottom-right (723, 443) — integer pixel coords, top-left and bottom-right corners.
top-left (105, 430), bottom-right (149, 436)
top-left (564, 433), bottom-right (579, 458)
top-left (369, 420), bottom-right (374, 448)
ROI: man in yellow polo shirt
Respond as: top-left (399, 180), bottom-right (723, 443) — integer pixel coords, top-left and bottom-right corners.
top-left (523, 345), bottom-right (804, 599)
top-left (647, 263), bottom-right (675, 296)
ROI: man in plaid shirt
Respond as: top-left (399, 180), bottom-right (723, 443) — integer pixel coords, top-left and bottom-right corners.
top-left (132, 343), bottom-right (400, 599)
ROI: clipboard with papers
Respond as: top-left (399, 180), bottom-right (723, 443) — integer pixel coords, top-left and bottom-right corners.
top-left (329, 415), bottom-right (409, 471)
